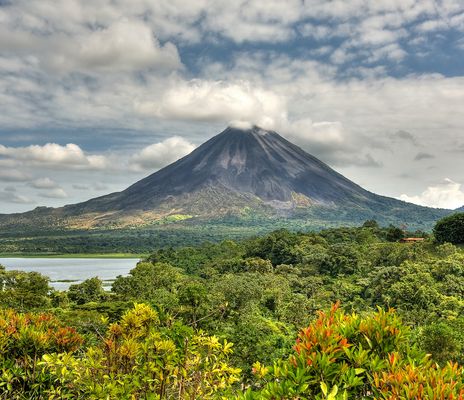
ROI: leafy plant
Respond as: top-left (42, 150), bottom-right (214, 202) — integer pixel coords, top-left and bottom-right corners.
top-left (42, 303), bottom-right (241, 399)
top-left (242, 303), bottom-right (464, 399)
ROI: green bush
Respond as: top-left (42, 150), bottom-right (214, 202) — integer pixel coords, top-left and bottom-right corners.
top-left (242, 304), bottom-right (464, 399)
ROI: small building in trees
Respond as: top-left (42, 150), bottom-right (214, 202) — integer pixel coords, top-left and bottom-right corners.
top-left (400, 237), bottom-right (425, 243)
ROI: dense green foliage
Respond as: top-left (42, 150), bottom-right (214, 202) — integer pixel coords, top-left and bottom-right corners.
top-left (0, 203), bottom-right (449, 254)
top-left (0, 309), bottom-right (83, 397)
top-left (244, 304), bottom-right (464, 399)
top-left (0, 265), bottom-right (50, 310)
top-left (0, 305), bottom-right (239, 399)
top-left (434, 212), bottom-right (464, 244)
top-left (1, 222), bottom-right (464, 398)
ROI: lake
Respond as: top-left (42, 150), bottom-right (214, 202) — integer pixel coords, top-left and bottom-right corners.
top-left (0, 258), bottom-right (141, 291)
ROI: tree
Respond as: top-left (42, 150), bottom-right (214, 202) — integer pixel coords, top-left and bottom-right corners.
top-left (245, 229), bottom-right (300, 265)
top-left (419, 321), bottom-right (464, 365)
top-left (112, 262), bottom-right (184, 301)
top-left (434, 212), bottom-right (464, 244)
top-left (0, 267), bottom-right (51, 310)
top-left (386, 224), bottom-right (404, 242)
top-left (68, 276), bottom-right (107, 305)
top-left (362, 219), bottom-right (379, 229)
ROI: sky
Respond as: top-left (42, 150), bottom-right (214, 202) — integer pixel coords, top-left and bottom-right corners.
top-left (0, 0), bottom-right (464, 213)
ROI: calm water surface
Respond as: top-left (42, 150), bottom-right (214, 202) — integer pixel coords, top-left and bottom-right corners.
top-left (0, 258), bottom-right (140, 290)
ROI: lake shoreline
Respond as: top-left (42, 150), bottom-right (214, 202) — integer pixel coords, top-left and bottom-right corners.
top-left (0, 253), bottom-right (147, 259)
top-left (0, 257), bottom-right (141, 291)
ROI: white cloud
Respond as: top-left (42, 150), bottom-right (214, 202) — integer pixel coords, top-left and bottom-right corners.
top-left (367, 43), bottom-right (407, 63)
top-left (283, 119), bottom-right (346, 148)
top-left (136, 79), bottom-right (287, 129)
top-left (0, 143), bottom-right (108, 170)
top-left (0, 11), bottom-right (182, 74)
top-left (229, 120), bottom-right (255, 130)
top-left (400, 179), bottom-right (464, 209)
top-left (38, 187), bottom-right (68, 199)
top-left (72, 184), bottom-right (89, 190)
top-left (281, 115), bottom-right (383, 167)
top-left (0, 169), bottom-right (31, 182)
top-left (0, 188), bottom-right (33, 204)
top-left (415, 19), bottom-right (449, 32)
top-left (201, 0), bottom-right (300, 43)
top-left (130, 136), bottom-right (196, 171)
top-left (30, 177), bottom-right (58, 189)
top-left (48, 19), bottom-right (182, 73)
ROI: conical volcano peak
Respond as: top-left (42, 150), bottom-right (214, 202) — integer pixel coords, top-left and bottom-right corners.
top-left (96, 124), bottom-right (378, 209)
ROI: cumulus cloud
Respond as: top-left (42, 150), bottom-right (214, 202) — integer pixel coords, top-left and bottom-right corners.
top-left (400, 179), bottom-right (464, 209)
top-left (48, 19), bottom-right (182, 73)
top-left (0, 143), bottom-right (108, 170)
top-left (283, 119), bottom-right (346, 149)
top-left (0, 169), bottom-right (31, 182)
top-left (0, 188), bottom-right (33, 204)
top-left (38, 188), bottom-right (68, 199)
top-left (130, 136), bottom-right (196, 171)
top-left (0, 15), bottom-right (181, 74)
top-left (72, 184), bottom-right (89, 190)
top-left (136, 80), bottom-right (286, 129)
top-left (29, 177), bottom-right (58, 189)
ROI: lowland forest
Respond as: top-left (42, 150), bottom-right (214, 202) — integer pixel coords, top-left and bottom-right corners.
top-left (1, 215), bottom-right (464, 399)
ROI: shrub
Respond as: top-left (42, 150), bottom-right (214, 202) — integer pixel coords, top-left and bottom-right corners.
top-left (42, 303), bottom-right (240, 399)
top-left (242, 303), bottom-right (464, 399)
top-left (0, 309), bottom-right (83, 397)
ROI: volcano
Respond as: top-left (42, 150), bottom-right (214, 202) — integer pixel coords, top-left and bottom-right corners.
top-left (0, 125), bottom-right (449, 231)
top-left (74, 125), bottom-right (380, 211)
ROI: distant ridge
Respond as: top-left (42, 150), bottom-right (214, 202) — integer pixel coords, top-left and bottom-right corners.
top-left (0, 125), bottom-right (451, 231)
